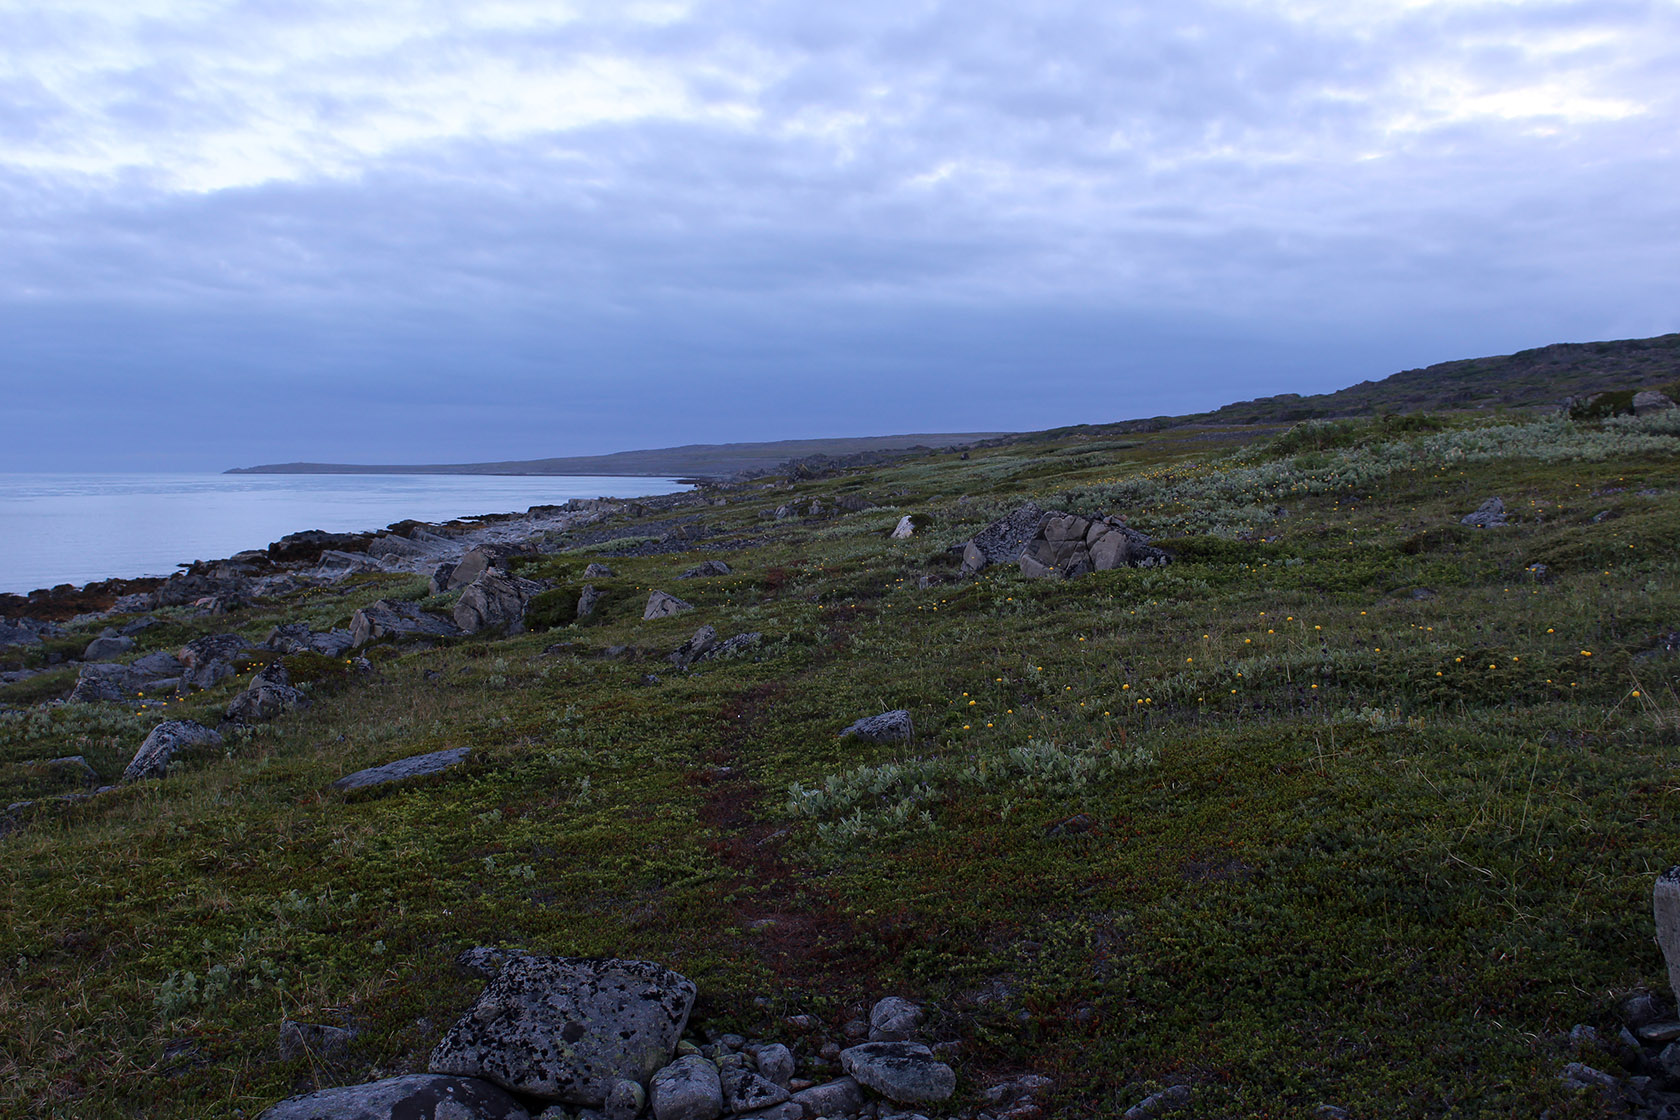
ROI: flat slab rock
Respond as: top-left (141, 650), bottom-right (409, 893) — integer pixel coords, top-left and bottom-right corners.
top-left (841, 710), bottom-right (913, 742)
top-left (259, 1073), bottom-right (531, 1120)
top-left (430, 956), bottom-right (696, 1105)
top-left (839, 1042), bottom-right (956, 1104)
top-left (332, 747), bottom-right (471, 793)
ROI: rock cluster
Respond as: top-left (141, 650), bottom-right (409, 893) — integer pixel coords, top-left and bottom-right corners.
top-left (957, 503), bottom-right (1168, 579)
top-left (263, 955), bottom-right (968, 1120)
top-left (226, 662), bottom-right (309, 723)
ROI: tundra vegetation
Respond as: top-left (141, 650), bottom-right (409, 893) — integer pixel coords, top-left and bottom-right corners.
top-left (4, 403), bottom-right (1680, 1118)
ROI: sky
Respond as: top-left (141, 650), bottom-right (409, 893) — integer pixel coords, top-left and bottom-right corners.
top-left (2, 0), bottom-right (1677, 472)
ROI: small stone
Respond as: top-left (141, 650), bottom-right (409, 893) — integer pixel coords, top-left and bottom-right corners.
top-left (650, 1055), bottom-right (723, 1120)
top-left (1619, 990), bottom-right (1668, 1028)
top-left (868, 997), bottom-right (925, 1042)
top-left (789, 1078), bottom-right (866, 1118)
top-left (1122, 1085), bottom-right (1192, 1119)
top-left (818, 1042), bottom-right (841, 1061)
top-left (720, 1066), bottom-right (790, 1113)
top-left (752, 1042), bottom-right (795, 1086)
top-left (606, 1078), bottom-right (646, 1120)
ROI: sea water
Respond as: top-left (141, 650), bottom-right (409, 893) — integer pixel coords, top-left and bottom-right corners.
top-left (0, 473), bottom-right (688, 596)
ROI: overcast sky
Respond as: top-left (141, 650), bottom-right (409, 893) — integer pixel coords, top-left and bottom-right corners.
top-left (2, 0), bottom-right (1676, 471)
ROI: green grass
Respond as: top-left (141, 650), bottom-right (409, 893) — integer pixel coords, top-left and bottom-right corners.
top-left (3, 411), bottom-right (1679, 1117)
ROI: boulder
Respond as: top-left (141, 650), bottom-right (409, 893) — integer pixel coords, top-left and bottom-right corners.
top-left (454, 572), bottom-right (546, 635)
top-left (692, 632), bottom-right (761, 665)
top-left (869, 996), bottom-right (925, 1042)
top-left (184, 658), bottom-right (236, 691)
top-left (644, 591), bottom-right (695, 621)
top-left (605, 1078), bottom-right (646, 1120)
top-left (447, 547), bottom-right (500, 591)
top-left (1635, 390), bottom-right (1678, 415)
top-left (649, 1055), bottom-right (723, 1120)
top-left (123, 720), bottom-right (222, 782)
top-left (258, 1074), bottom-right (531, 1120)
top-left (669, 626), bottom-right (720, 669)
top-left (678, 560), bottom-right (732, 579)
top-left (960, 502), bottom-right (1048, 572)
top-left (180, 633), bottom-right (254, 670)
top-left (264, 622), bottom-right (355, 657)
top-left (1461, 497), bottom-right (1507, 528)
top-left (68, 662), bottom-right (144, 703)
top-left (350, 600), bottom-right (461, 648)
top-left (890, 515), bottom-right (916, 540)
top-left (132, 650), bottom-right (184, 679)
top-left (719, 1067), bottom-right (788, 1113)
top-left (750, 1043), bottom-right (795, 1087)
top-left (429, 563), bottom-right (457, 596)
top-left (429, 956), bottom-right (697, 1105)
top-left (841, 710), bottom-right (913, 743)
top-left (577, 585), bottom-right (603, 619)
top-left (82, 634), bottom-right (135, 662)
top-left (583, 563), bottom-right (616, 578)
top-left (331, 747), bottom-right (471, 793)
top-left (839, 1042), bottom-right (956, 1104)
top-left (789, 1078), bottom-right (866, 1117)
top-left (0, 620), bottom-right (43, 649)
top-left (227, 663), bottom-right (309, 723)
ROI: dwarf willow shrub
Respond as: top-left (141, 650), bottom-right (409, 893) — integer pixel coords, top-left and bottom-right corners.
top-left (787, 737), bottom-right (1157, 855)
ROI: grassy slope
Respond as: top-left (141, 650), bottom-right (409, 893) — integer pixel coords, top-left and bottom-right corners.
top-left (4, 411), bottom-right (1680, 1118)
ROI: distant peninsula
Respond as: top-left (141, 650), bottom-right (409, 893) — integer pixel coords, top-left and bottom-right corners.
top-left (225, 433), bottom-right (1010, 480)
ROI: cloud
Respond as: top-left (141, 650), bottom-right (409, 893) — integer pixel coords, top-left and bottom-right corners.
top-left (0, 0), bottom-right (1675, 469)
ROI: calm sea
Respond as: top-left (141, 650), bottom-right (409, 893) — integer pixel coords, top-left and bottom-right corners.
top-left (0, 473), bottom-right (688, 596)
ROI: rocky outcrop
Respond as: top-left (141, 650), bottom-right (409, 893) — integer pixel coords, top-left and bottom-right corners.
top-left (429, 956), bottom-right (696, 1104)
top-left (644, 591), bottom-right (695, 620)
top-left (123, 720), bottom-right (222, 782)
top-left (454, 572), bottom-right (546, 635)
top-left (959, 503), bottom-right (1168, 578)
top-left (1635, 390), bottom-right (1678, 415)
top-left (226, 663), bottom-right (308, 723)
top-left (0, 619), bottom-right (45, 648)
top-left (350, 600), bottom-right (462, 648)
top-left (259, 1074), bottom-right (530, 1120)
top-left (263, 622), bottom-right (355, 657)
top-left (841, 710), bottom-right (913, 742)
top-left (331, 747), bottom-right (471, 793)
top-left (67, 663), bottom-right (146, 704)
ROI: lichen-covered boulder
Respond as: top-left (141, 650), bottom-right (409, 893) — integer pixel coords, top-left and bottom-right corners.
top-left (429, 956), bottom-right (697, 1105)
top-left (226, 663), bottom-right (309, 723)
top-left (839, 1041), bottom-right (956, 1104)
top-left (259, 1073), bottom-right (530, 1120)
top-left (454, 572), bottom-right (546, 635)
top-left (841, 710), bottom-right (913, 743)
top-left (643, 591), bottom-right (694, 621)
top-left (123, 720), bottom-right (222, 782)
top-left (350, 599), bottom-right (461, 648)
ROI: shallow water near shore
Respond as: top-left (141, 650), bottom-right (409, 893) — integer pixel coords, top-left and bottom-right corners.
top-left (0, 472), bottom-right (688, 596)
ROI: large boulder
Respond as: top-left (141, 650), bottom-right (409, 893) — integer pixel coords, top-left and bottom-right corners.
top-left (644, 591), bottom-right (695, 620)
top-left (839, 1041), bottom-right (956, 1104)
top-left (123, 720), bottom-right (222, 782)
top-left (226, 663), bottom-right (309, 723)
top-left (454, 572), bottom-right (546, 635)
top-left (180, 633), bottom-right (254, 670)
top-left (264, 622), bottom-right (355, 658)
top-left (258, 1074), bottom-right (530, 1120)
top-left (350, 600), bottom-right (461, 648)
top-left (430, 956), bottom-right (697, 1105)
top-left (1635, 390), bottom-right (1678, 415)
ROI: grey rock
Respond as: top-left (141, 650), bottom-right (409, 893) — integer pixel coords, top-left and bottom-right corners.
top-left (332, 747), bottom-right (471, 793)
top-left (649, 1055), bottom-right (723, 1120)
top-left (41, 755), bottom-right (99, 785)
top-left (669, 626), bottom-right (719, 669)
top-left (430, 956), bottom-right (696, 1105)
top-left (265, 622), bottom-right (355, 658)
top-left (605, 1078), bottom-right (646, 1120)
top-left (454, 572), bottom-right (546, 635)
top-left (68, 662), bottom-right (144, 703)
top-left (448, 547), bottom-right (499, 591)
top-left (1042, 514), bottom-right (1089, 543)
top-left (1640, 1021), bottom-right (1680, 1043)
top-left (184, 657), bottom-right (236, 691)
top-left (1561, 1061), bottom-right (1622, 1090)
top-left (1089, 530), bottom-right (1131, 571)
top-left (750, 1043), bottom-right (795, 1087)
top-left (227, 663), bottom-right (309, 723)
top-left (1461, 497), bottom-right (1507, 528)
top-left (790, 1080), bottom-right (866, 1118)
top-left (960, 541), bottom-right (988, 575)
top-left (0, 620), bottom-right (43, 648)
top-left (774, 505), bottom-right (794, 520)
top-left (82, 634), bottom-right (135, 661)
top-left (429, 563), bottom-right (457, 596)
top-left (1662, 1043), bottom-right (1680, 1079)
top-left (132, 650), bottom-right (184, 678)
top-left (1121, 1085), bottom-right (1192, 1119)
top-left (1635, 390), bottom-right (1677, 415)
top-left (1313, 1108), bottom-right (1351, 1120)
top-left (720, 1067), bottom-right (789, 1113)
top-left (583, 563), bottom-right (617, 578)
top-left (733, 1105), bottom-right (801, 1120)
top-left (578, 585), bottom-right (603, 619)
top-left (279, 1020), bottom-right (357, 1061)
top-left (180, 632), bottom-right (254, 670)
top-left (963, 502), bottom-right (1048, 568)
top-left (678, 560), bottom-right (731, 579)
top-left (836, 494), bottom-right (875, 512)
top-left (890, 515), bottom-right (916, 540)
top-left (371, 533), bottom-right (435, 560)
top-left (643, 591), bottom-right (695, 621)
top-left (124, 720), bottom-right (223, 782)
top-left (841, 710), bottom-right (913, 743)
top-left (258, 1073), bottom-right (531, 1120)
top-left (839, 1043), bottom-right (955, 1104)
top-left (350, 599), bottom-right (461, 648)
top-left (869, 997), bottom-right (925, 1042)
top-left (693, 632), bottom-right (761, 664)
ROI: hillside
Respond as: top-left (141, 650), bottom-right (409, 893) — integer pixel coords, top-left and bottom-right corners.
top-left (6, 402), bottom-right (1680, 1117)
